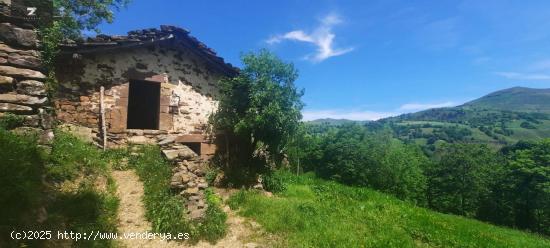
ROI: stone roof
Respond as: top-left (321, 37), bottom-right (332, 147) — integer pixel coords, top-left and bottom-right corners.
top-left (59, 25), bottom-right (238, 76)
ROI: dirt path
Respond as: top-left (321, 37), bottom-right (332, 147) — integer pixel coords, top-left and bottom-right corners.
top-left (112, 170), bottom-right (268, 248)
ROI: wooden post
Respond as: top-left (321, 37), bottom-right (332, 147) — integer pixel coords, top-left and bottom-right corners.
top-left (100, 86), bottom-right (107, 150)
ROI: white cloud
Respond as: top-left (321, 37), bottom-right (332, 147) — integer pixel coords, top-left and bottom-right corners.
top-left (398, 101), bottom-right (457, 111)
top-left (302, 109), bottom-right (397, 121)
top-left (495, 71), bottom-right (550, 81)
top-left (267, 13), bottom-right (354, 62)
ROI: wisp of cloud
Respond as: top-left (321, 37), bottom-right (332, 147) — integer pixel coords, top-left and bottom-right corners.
top-left (267, 13), bottom-right (354, 62)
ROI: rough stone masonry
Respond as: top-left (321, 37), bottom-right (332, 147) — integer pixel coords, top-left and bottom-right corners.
top-left (0, 4), bottom-right (53, 142)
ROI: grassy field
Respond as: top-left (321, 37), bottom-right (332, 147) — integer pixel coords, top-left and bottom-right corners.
top-left (228, 172), bottom-right (550, 248)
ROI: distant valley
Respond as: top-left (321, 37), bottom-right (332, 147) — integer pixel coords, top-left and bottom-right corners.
top-left (308, 87), bottom-right (550, 151)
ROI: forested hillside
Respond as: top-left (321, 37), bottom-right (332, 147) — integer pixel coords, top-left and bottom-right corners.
top-left (363, 87), bottom-right (550, 152)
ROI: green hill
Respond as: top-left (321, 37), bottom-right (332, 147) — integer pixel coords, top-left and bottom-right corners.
top-left (462, 87), bottom-right (550, 113)
top-left (378, 87), bottom-right (550, 150)
top-left (229, 172), bottom-right (550, 247)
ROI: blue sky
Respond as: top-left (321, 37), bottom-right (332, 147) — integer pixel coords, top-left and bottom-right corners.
top-left (98, 0), bottom-right (550, 120)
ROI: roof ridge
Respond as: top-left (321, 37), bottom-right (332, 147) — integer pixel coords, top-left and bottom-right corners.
top-left (59, 25), bottom-right (238, 76)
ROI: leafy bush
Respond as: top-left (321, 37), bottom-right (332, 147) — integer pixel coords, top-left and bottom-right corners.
top-left (263, 170), bottom-right (291, 193)
top-left (211, 50), bottom-right (304, 183)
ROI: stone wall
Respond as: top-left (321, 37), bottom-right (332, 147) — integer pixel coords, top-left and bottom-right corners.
top-left (0, 12), bottom-right (52, 137)
top-left (54, 40), bottom-right (226, 147)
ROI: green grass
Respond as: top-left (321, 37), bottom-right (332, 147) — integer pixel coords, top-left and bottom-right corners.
top-left (130, 145), bottom-right (227, 243)
top-left (228, 172), bottom-right (550, 248)
top-left (0, 127), bottom-right (120, 247)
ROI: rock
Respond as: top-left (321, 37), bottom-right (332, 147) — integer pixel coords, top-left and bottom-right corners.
top-left (162, 146), bottom-right (198, 161)
top-left (185, 187), bottom-right (199, 195)
top-left (162, 149), bottom-right (180, 161)
top-left (189, 209), bottom-right (205, 219)
top-left (0, 93), bottom-right (47, 105)
top-left (170, 181), bottom-right (185, 189)
top-left (0, 65), bottom-right (45, 79)
top-left (187, 181), bottom-right (197, 188)
top-left (0, 75), bottom-right (13, 85)
top-left (39, 130), bottom-right (55, 145)
top-left (127, 135), bottom-right (155, 145)
top-left (16, 80), bottom-right (46, 96)
top-left (126, 129), bottom-right (144, 135)
top-left (58, 124), bottom-right (94, 143)
top-left (0, 102), bottom-right (33, 113)
top-left (244, 243), bottom-right (259, 248)
top-left (180, 173), bottom-right (191, 183)
top-left (253, 183), bottom-right (264, 190)
top-left (157, 135), bottom-right (176, 145)
top-left (0, 44), bottom-right (39, 57)
top-left (198, 182), bottom-right (208, 189)
top-left (39, 108), bottom-right (54, 129)
top-left (189, 195), bottom-right (201, 201)
top-left (21, 114), bottom-right (40, 126)
top-left (8, 53), bottom-right (41, 69)
top-left (0, 23), bottom-right (38, 47)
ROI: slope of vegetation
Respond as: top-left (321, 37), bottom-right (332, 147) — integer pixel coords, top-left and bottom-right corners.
top-left (288, 124), bottom-right (550, 236)
top-left (229, 172), bottom-right (550, 248)
top-left (0, 122), bottom-right (119, 247)
top-left (130, 145), bottom-right (228, 243)
top-left (462, 87), bottom-right (550, 113)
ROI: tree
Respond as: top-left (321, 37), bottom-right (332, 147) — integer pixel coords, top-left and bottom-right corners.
top-left (211, 50), bottom-right (304, 183)
top-left (427, 144), bottom-right (499, 217)
top-left (502, 139), bottom-right (550, 234)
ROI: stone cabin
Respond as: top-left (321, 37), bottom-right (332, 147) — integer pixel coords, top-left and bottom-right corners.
top-left (54, 25), bottom-right (237, 158)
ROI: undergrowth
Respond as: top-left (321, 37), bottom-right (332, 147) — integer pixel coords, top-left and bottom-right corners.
top-left (0, 126), bottom-right (119, 247)
top-left (130, 145), bottom-right (227, 243)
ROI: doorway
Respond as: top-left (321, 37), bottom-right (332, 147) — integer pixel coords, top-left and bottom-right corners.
top-left (126, 79), bottom-right (160, 129)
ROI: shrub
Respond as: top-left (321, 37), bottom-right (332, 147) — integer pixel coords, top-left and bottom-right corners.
top-left (263, 170), bottom-right (290, 193)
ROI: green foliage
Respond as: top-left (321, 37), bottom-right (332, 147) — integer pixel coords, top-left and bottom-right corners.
top-left (131, 145), bottom-right (227, 243)
top-left (0, 113), bottom-right (25, 129)
top-left (0, 129), bottom-right (44, 241)
top-left (47, 182), bottom-right (119, 248)
top-left (293, 124), bottom-right (429, 203)
top-left (486, 139), bottom-right (550, 235)
top-left (131, 146), bottom-right (190, 235)
top-left (263, 170), bottom-right (291, 193)
top-left (427, 143), bottom-right (500, 217)
top-left (52, 0), bottom-right (130, 38)
top-left (47, 130), bottom-right (108, 180)
top-left (0, 129), bottom-right (119, 247)
top-left (198, 189), bottom-right (228, 242)
top-left (212, 50), bottom-right (304, 183)
top-left (229, 172), bottom-right (550, 248)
